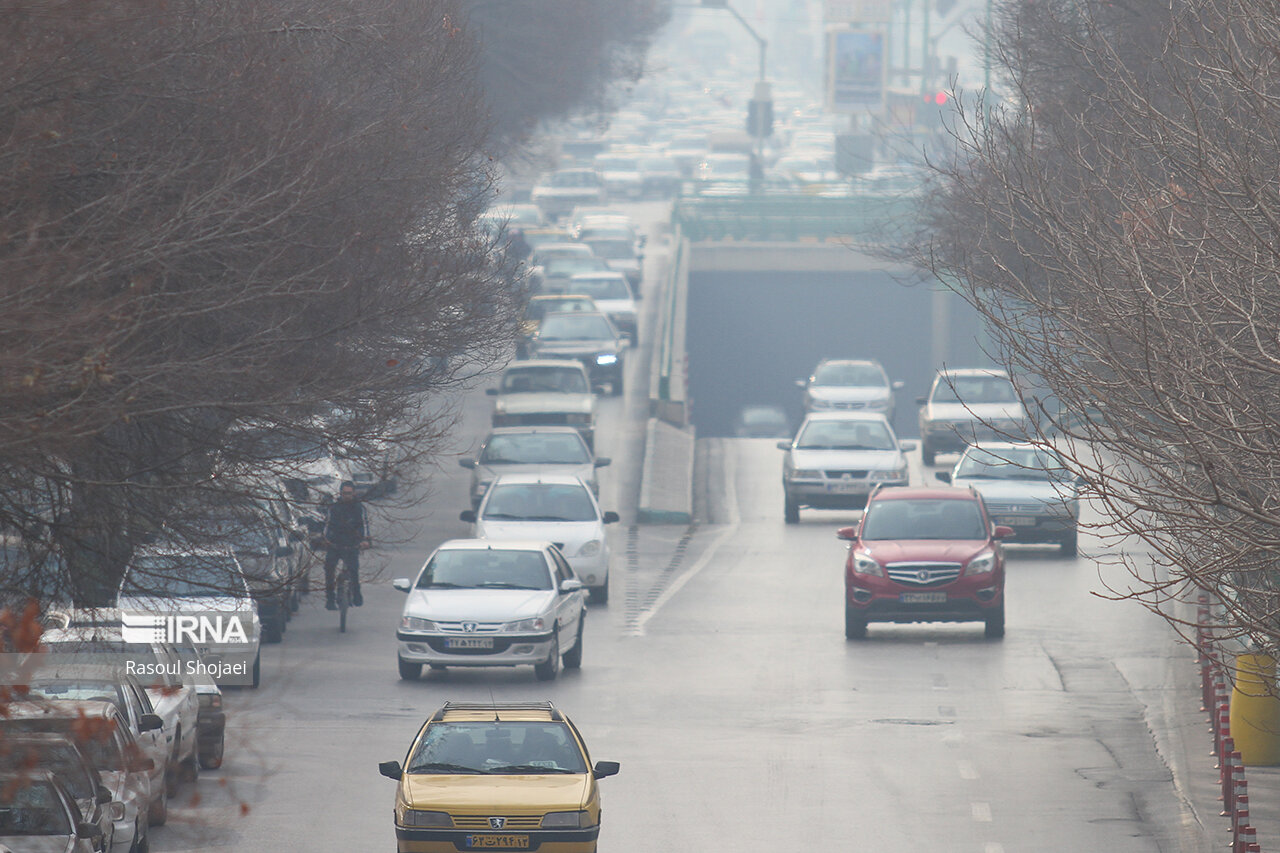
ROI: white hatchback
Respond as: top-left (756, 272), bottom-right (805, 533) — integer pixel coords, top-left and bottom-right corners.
top-left (393, 539), bottom-right (589, 682)
top-left (461, 473), bottom-right (618, 603)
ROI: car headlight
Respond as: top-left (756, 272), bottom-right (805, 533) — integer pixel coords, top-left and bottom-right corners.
top-left (197, 693), bottom-right (222, 711)
top-left (401, 616), bottom-right (437, 631)
top-left (808, 398), bottom-right (832, 409)
top-left (967, 551), bottom-right (996, 575)
top-left (853, 553), bottom-right (884, 577)
top-left (789, 469), bottom-right (822, 480)
top-left (596, 353), bottom-right (618, 366)
top-left (870, 467), bottom-right (907, 481)
top-left (401, 809), bottom-right (453, 828)
top-left (566, 413), bottom-right (592, 425)
top-left (541, 810), bottom-right (595, 829)
top-left (865, 398), bottom-right (890, 410)
top-left (578, 540), bottom-right (602, 557)
top-left (505, 617), bottom-right (546, 632)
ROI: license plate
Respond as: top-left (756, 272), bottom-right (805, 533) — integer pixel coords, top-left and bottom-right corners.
top-left (466, 836), bottom-right (529, 849)
top-left (445, 637), bottom-right (494, 649)
top-left (900, 592), bottom-right (946, 603)
top-left (996, 516), bottom-right (1038, 527)
top-left (825, 482), bottom-right (864, 493)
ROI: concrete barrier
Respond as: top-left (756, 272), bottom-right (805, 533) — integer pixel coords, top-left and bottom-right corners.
top-left (636, 418), bottom-right (694, 525)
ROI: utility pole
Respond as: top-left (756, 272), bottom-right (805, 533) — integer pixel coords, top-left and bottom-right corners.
top-left (700, 0), bottom-right (771, 192)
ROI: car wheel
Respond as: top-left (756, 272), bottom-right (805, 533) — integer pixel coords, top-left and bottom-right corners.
top-left (921, 442), bottom-right (936, 466)
top-left (589, 582), bottom-right (609, 604)
top-left (199, 735), bottom-right (224, 770)
top-left (129, 821), bottom-right (148, 853)
top-left (610, 375), bottom-right (624, 396)
top-left (562, 615), bottom-right (585, 669)
top-left (148, 775), bottom-right (167, 826)
top-left (534, 632), bottom-right (561, 681)
top-left (262, 614), bottom-right (283, 644)
top-left (181, 746), bottom-right (200, 784)
top-left (250, 652), bottom-right (261, 688)
top-left (398, 658), bottom-right (422, 681)
top-left (784, 496), bottom-right (800, 525)
top-left (844, 606), bottom-right (867, 640)
top-left (1060, 531), bottom-right (1078, 557)
top-left (984, 604), bottom-right (1005, 639)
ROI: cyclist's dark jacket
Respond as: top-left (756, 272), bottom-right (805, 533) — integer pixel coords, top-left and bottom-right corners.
top-left (323, 500), bottom-right (369, 549)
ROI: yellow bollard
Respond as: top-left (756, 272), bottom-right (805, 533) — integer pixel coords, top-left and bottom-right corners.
top-left (1230, 653), bottom-right (1280, 766)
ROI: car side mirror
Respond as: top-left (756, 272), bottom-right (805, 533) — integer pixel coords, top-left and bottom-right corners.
top-left (593, 760), bottom-right (620, 779)
top-left (934, 471), bottom-right (952, 483)
top-left (485, 388), bottom-right (498, 396)
top-left (96, 785), bottom-right (112, 805)
top-left (776, 440), bottom-right (791, 450)
top-left (915, 396), bottom-right (927, 406)
top-left (898, 440), bottom-right (917, 452)
top-left (594, 457), bottom-right (612, 468)
top-left (891, 380), bottom-right (905, 390)
top-left (560, 578), bottom-right (584, 594)
top-left (459, 458), bottom-right (477, 469)
top-left (392, 578), bottom-right (412, 593)
top-left (77, 822), bottom-right (104, 841)
top-left (139, 713), bottom-right (163, 733)
top-left (602, 511), bottom-right (620, 524)
top-left (835, 526), bottom-right (858, 541)
top-left (994, 525), bottom-right (1015, 539)
top-left (378, 760), bottom-right (403, 780)
top-left (108, 801), bottom-right (126, 822)
top-left (460, 509), bottom-right (477, 523)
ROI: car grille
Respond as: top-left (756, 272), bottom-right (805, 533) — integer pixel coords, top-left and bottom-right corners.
top-left (452, 816), bottom-right (543, 830)
top-left (886, 563), bottom-right (963, 586)
top-left (825, 470), bottom-right (869, 479)
top-left (831, 401), bottom-right (867, 409)
top-left (436, 622), bottom-right (502, 634)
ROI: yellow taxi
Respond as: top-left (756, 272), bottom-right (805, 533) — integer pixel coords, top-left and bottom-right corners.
top-left (380, 701), bottom-right (620, 853)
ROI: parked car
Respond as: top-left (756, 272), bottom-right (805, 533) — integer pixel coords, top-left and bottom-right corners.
top-left (377, 700), bottom-right (619, 853)
top-left (461, 473), bottom-right (619, 602)
top-left (0, 700), bottom-right (158, 849)
top-left (566, 271), bottom-right (637, 342)
top-left (937, 441), bottom-right (1081, 555)
top-left (530, 168), bottom-right (607, 220)
top-left (172, 644), bottom-right (226, 770)
top-left (0, 771), bottom-right (106, 852)
top-left (837, 485), bottom-right (1013, 639)
top-left (528, 312), bottom-right (628, 396)
top-left (197, 507), bottom-right (302, 644)
top-left (0, 734), bottom-right (124, 852)
top-left (917, 367), bottom-right (1029, 465)
top-left (796, 358), bottom-right (903, 419)
top-left (459, 427), bottom-right (610, 508)
top-left (392, 540), bottom-right (589, 681)
top-left (778, 412), bottom-right (914, 523)
top-left (488, 360), bottom-right (596, 450)
top-left (734, 404), bottom-right (791, 438)
top-left (116, 548), bottom-right (262, 688)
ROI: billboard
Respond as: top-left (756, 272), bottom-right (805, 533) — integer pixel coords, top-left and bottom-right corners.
top-left (826, 28), bottom-right (885, 112)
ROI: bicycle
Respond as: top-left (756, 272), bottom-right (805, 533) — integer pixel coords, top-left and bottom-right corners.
top-left (334, 564), bottom-right (352, 633)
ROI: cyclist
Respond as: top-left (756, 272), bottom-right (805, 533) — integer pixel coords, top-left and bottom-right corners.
top-left (322, 480), bottom-right (370, 610)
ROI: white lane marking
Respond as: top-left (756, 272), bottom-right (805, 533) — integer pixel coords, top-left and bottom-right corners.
top-left (957, 760), bottom-right (979, 780)
top-left (632, 442), bottom-right (739, 635)
top-left (972, 802), bottom-right (992, 822)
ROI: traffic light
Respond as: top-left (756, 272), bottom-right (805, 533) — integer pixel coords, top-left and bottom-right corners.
top-left (747, 98), bottom-right (774, 137)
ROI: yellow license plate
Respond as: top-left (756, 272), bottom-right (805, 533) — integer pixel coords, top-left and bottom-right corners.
top-left (466, 836), bottom-right (529, 849)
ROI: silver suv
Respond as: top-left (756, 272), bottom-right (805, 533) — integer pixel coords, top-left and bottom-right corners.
top-left (917, 368), bottom-right (1028, 465)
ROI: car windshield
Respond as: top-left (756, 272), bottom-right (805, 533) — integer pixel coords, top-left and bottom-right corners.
top-left (581, 239), bottom-right (635, 260)
top-left (569, 277), bottom-right (630, 300)
top-left (501, 367), bottom-right (588, 394)
top-left (537, 314), bottom-right (614, 342)
top-left (543, 256), bottom-right (607, 278)
top-left (526, 298), bottom-right (594, 321)
top-left (0, 744), bottom-right (92, 799)
top-left (742, 407), bottom-right (787, 427)
top-left (956, 447), bottom-right (1072, 481)
top-left (415, 549), bottom-right (552, 591)
top-left (549, 171), bottom-right (598, 188)
top-left (0, 719), bottom-right (127, 772)
top-left (812, 362), bottom-right (886, 387)
top-left (122, 553), bottom-right (245, 598)
top-left (861, 499), bottom-right (988, 540)
top-left (480, 434), bottom-right (590, 465)
top-left (932, 375), bottom-right (1018, 404)
top-left (482, 483), bottom-right (597, 522)
top-left (0, 781), bottom-right (72, 836)
top-left (795, 419), bottom-right (895, 450)
top-left (406, 721), bottom-right (587, 775)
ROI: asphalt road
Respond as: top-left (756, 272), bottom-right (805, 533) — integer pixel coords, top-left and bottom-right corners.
top-left (145, 202), bottom-right (1215, 852)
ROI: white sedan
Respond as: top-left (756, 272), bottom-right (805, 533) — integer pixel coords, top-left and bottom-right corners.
top-left (393, 539), bottom-right (588, 682)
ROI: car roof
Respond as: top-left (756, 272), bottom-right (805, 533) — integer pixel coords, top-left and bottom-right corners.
top-left (816, 358), bottom-right (883, 368)
top-left (487, 426), bottom-right (587, 437)
top-left (503, 359), bottom-right (589, 372)
top-left (569, 271), bottom-right (627, 281)
top-left (799, 411), bottom-right (891, 424)
top-left (962, 441), bottom-right (1038, 452)
top-left (434, 538), bottom-right (555, 552)
top-left (541, 311), bottom-right (609, 322)
top-left (870, 486), bottom-right (979, 502)
top-left (431, 700), bottom-right (564, 723)
top-left (936, 367), bottom-right (1010, 379)
top-left (488, 473), bottom-right (588, 487)
top-left (530, 293), bottom-right (596, 302)
top-left (1, 699), bottom-right (121, 721)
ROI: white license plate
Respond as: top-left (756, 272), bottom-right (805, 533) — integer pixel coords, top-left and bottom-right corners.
top-left (825, 482), bottom-right (865, 493)
top-left (996, 516), bottom-right (1038, 527)
top-left (900, 592), bottom-right (947, 604)
top-left (445, 637), bottom-right (494, 649)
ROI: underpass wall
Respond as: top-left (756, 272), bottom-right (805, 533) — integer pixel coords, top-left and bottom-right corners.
top-left (685, 242), bottom-right (989, 438)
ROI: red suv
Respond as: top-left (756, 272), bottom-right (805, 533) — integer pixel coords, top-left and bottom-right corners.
top-left (837, 485), bottom-right (1013, 639)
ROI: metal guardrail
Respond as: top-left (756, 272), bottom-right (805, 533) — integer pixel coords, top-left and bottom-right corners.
top-left (671, 192), bottom-right (918, 243)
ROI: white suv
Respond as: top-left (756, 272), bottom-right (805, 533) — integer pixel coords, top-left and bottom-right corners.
top-left (462, 473), bottom-right (618, 603)
top-left (917, 368), bottom-right (1029, 465)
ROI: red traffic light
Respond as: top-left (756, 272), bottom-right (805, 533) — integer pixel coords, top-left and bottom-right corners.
top-left (933, 92), bottom-right (948, 105)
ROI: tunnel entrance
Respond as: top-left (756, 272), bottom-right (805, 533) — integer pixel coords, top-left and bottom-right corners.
top-left (684, 244), bottom-right (988, 439)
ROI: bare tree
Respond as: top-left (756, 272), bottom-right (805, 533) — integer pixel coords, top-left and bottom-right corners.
top-left (905, 0), bottom-right (1280, 654)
